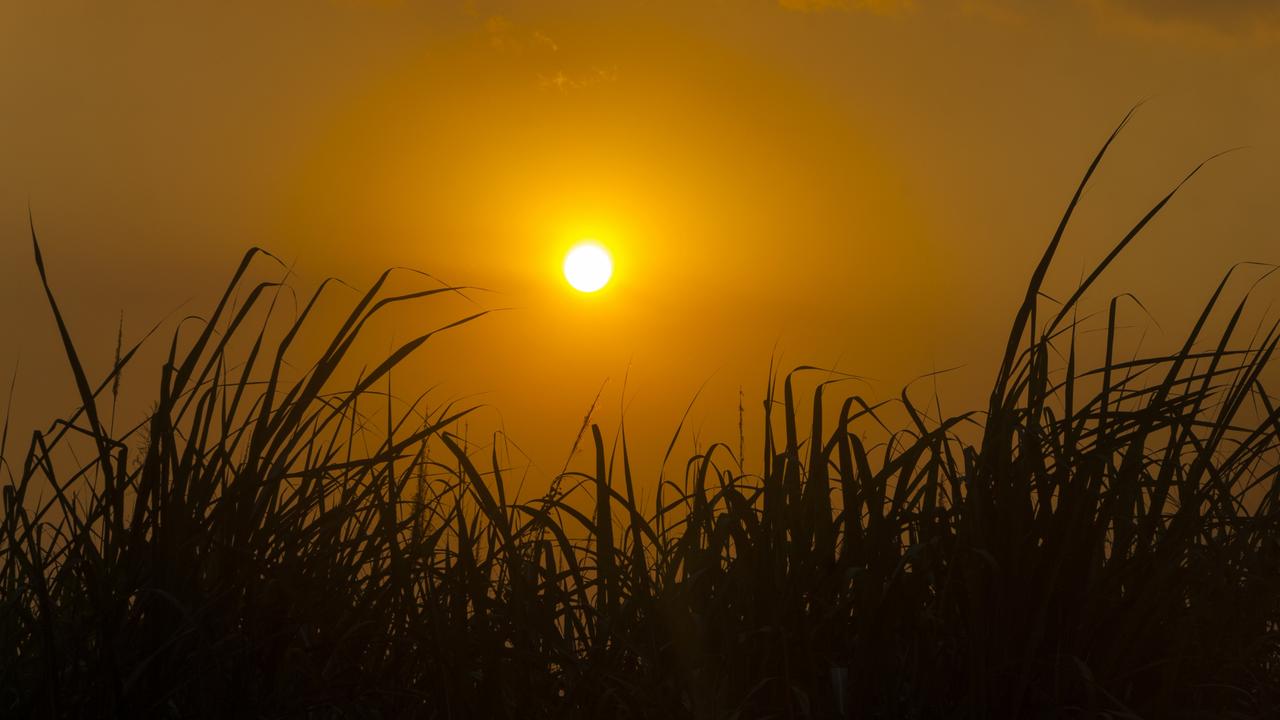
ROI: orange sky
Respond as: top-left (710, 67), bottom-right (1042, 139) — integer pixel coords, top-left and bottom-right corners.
top-left (2, 0), bottom-right (1279, 489)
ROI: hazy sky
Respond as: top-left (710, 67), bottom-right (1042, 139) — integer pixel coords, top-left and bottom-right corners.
top-left (2, 0), bottom-right (1279, 487)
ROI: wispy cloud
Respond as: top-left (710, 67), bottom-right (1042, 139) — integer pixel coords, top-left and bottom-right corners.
top-left (776, 0), bottom-right (1280, 43)
top-left (475, 9), bottom-right (616, 92)
top-left (1083, 0), bottom-right (1280, 43)
top-left (484, 14), bottom-right (560, 54)
top-left (538, 66), bottom-right (619, 92)
top-left (777, 0), bottom-right (915, 15)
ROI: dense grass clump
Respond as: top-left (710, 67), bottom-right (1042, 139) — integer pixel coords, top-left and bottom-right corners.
top-left (3, 116), bottom-right (1280, 719)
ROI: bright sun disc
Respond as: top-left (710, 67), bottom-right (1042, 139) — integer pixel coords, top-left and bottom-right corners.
top-left (563, 241), bottom-right (613, 293)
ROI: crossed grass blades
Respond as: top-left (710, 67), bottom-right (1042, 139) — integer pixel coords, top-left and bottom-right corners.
top-left (3, 112), bottom-right (1280, 719)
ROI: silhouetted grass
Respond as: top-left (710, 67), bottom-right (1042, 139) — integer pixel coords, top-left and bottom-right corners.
top-left (3, 114), bottom-right (1279, 718)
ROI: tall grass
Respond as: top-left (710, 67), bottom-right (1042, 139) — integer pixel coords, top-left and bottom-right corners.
top-left (3, 115), bottom-right (1279, 718)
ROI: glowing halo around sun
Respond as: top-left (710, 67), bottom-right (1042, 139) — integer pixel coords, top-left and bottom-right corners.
top-left (563, 241), bottom-right (613, 293)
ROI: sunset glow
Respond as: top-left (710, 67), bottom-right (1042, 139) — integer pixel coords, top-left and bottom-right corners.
top-left (6, 2), bottom-right (1280, 717)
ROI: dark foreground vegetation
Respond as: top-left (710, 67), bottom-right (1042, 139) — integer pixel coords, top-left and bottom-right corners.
top-left (4, 116), bottom-right (1280, 719)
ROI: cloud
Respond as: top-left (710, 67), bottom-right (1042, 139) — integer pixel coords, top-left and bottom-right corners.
top-left (954, 0), bottom-right (1026, 24)
top-left (1085, 0), bottom-right (1280, 42)
top-left (479, 13), bottom-right (614, 92)
top-left (776, 0), bottom-right (1280, 43)
top-left (777, 0), bottom-right (915, 15)
top-left (538, 67), bottom-right (619, 92)
top-left (471, 9), bottom-right (617, 92)
top-left (774, 0), bottom-right (1023, 22)
top-left (484, 14), bottom-right (559, 54)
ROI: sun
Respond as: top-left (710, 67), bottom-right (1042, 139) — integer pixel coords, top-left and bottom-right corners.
top-left (563, 241), bottom-right (613, 293)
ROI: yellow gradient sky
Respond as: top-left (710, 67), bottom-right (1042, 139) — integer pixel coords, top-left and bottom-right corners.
top-left (2, 1), bottom-right (1279, 487)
